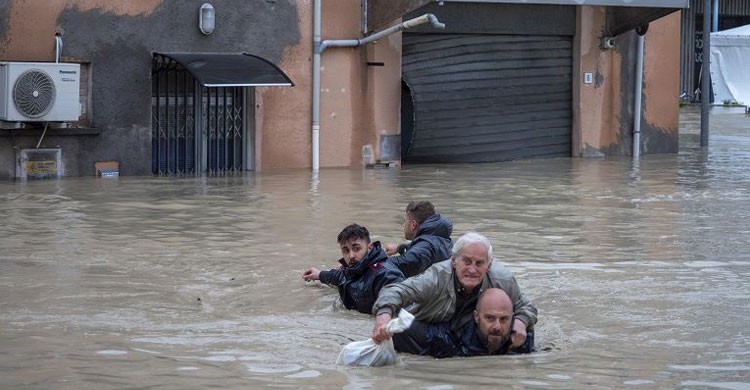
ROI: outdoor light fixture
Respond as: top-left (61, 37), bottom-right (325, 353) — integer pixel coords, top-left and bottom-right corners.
top-left (199, 3), bottom-right (215, 35)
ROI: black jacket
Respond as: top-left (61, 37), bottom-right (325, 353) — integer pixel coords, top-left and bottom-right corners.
top-left (392, 318), bottom-right (534, 358)
top-left (388, 213), bottom-right (453, 277)
top-left (318, 242), bottom-right (405, 314)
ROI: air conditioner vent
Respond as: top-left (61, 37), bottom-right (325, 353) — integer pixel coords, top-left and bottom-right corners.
top-left (0, 62), bottom-right (81, 122)
top-left (13, 69), bottom-right (57, 118)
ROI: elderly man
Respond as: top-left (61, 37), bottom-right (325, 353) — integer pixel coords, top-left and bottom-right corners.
top-left (391, 288), bottom-right (533, 357)
top-left (372, 232), bottom-right (537, 350)
top-left (385, 200), bottom-right (453, 277)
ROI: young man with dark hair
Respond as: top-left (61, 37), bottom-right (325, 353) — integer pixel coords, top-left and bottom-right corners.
top-left (385, 200), bottom-right (453, 277)
top-left (302, 224), bottom-right (404, 314)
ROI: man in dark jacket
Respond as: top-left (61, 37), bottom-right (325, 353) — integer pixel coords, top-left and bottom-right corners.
top-left (386, 201), bottom-right (453, 277)
top-left (392, 288), bottom-right (535, 358)
top-left (302, 224), bottom-right (404, 314)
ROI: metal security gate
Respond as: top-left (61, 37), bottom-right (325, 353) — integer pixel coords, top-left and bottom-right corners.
top-left (202, 87), bottom-right (244, 174)
top-left (402, 33), bottom-right (573, 163)
top-left (151, 54), bottom-right (244, 175)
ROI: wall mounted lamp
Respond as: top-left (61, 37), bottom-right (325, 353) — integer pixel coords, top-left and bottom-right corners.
top-left (199, 3), bottom-right (215, 35)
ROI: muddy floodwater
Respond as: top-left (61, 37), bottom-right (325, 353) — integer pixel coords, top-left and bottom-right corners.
top-left (1, 107), bottom-right (749, 389)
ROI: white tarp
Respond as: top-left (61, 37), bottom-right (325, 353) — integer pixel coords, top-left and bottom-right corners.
top-left (710, 24), bottom-right (750, 105)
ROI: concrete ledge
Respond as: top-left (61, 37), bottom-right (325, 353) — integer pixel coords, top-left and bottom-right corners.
top-left (0, 127), bottom-right (101, 137)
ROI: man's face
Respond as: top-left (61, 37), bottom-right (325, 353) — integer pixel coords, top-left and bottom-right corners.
top-left (340, 238), bottom-right (370, 266)
top-left (474, 300), bottom-right (513, 353)
top-left (451, 242), bottom-right (490, 292)
top-left (402, 212), bottom-right (418, 240)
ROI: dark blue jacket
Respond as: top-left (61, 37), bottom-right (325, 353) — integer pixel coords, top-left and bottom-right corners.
top-left (392, 318), bottom-right (534, 358)
top-left (388, 213), bottom-right (453, 277)
top-left (318, 242), bottom-right (405, 314)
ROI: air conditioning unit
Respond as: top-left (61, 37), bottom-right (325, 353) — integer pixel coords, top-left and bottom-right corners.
top-left (0, 62), bottom-right (81, 122)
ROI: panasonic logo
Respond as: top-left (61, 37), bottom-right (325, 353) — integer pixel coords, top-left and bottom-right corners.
top-left (59, 70), bottom-right (77, 75)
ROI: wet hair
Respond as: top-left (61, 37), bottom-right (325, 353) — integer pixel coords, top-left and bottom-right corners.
top-left (405, 201), bottom-right (436, 224)
top-left (337, 223), bottom-right (371, 245)
top-left (452, 232), bottom-right (493, 263)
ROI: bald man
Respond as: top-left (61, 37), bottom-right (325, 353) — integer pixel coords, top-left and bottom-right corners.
top-left (392, 288), bottom-right (534, 358)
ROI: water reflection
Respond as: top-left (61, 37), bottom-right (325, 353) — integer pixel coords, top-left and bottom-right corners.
top-left (1, 108), bottom-right (749, 388)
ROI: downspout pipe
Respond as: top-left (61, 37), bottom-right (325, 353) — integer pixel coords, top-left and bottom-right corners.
top-left (311, 8), bottom-right (444, 171)
top-left (701, 0), bottom-right (711, 146)
top-left (712, 0), bottom-right (719, 32)
top-left (312, 0), bottom-right (322, 171)
top-left (633, 31), bottom-right (645, 159)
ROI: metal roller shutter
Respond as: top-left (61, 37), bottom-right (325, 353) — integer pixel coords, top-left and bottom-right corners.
top-left (402, 33), bottom-right (573, 164)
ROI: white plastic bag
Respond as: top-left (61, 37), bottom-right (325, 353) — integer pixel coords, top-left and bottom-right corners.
top-left (336, 310), bottom-right (414, 366)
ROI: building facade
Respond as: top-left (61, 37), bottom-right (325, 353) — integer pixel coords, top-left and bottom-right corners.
top-left (0, 0), bottom-right (685, 178)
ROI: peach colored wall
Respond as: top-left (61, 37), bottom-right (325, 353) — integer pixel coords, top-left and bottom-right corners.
top-left (257, 3), bottom-right (313, 170)
top-left (643, 13), bottom-right (680, 137)
top-left (367, 31), bottom-right (402, 162)
top-left (304, 0), bottom-right (401, 168)
top-left (318, 0), bottom-right (366, 167)
top-left (0, 0), bottom-right (160, 60)
top-left (574, 6), bottom-right (680, 157)
top-left (574, 6), bottom-right (622, 156)
top-left (248, 0), bottom-right (403, 169)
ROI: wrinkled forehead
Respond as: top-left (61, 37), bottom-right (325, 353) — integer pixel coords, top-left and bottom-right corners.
top-left (457, 242), bottom-right (490, 259)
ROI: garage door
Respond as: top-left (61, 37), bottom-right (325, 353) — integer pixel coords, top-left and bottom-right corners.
top-left (402, 32), bottom-right (573, 163)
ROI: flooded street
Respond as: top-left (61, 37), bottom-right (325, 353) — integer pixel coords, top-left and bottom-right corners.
top-left (1, 107), bottom-right (749, 389)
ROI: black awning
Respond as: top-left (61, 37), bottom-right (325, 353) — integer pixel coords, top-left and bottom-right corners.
top-left (606, 7), bottom-right (680, 37)
top-left (154, 52), bottom-right (294, 88)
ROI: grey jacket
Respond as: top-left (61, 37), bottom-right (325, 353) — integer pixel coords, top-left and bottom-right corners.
top-left (372, 259), bottom-right (537, 328)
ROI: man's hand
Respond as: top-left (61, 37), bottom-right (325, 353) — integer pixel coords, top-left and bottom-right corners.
top-left (371, 312), bottom-right (392, 344)
top-left (301, 267), bottom-right (321, 281)
top-left (510, 319), bottom-right (527, 348)
top-left (385, 243), bottom-right (398, 256)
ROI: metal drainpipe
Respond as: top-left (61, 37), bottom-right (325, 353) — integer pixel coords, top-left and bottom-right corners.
top-left (55, 34), bottom-right (63, 63)
top-left (310, 4), bottom-right (444, 171)
top-left (633, 32), bottom-right (645, 159)
top-left (701, 0), bottom-right (711, 146)
top-left (312, 0), bottom-right (322, 171)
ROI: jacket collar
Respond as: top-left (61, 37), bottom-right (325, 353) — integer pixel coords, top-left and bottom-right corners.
top-left (414, 213), bottom-right (453, 239)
